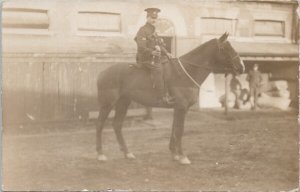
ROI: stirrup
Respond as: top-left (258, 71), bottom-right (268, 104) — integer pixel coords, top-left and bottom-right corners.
top-left (161, 96), bottom-right (175, 105)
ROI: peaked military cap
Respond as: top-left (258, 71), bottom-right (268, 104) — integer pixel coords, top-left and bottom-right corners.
top-left (145, 8), bottom-right (161, 19)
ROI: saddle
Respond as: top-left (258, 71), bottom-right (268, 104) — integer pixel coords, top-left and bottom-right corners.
top-left (129, 58), bottom-right (179, 105)
top-left (129, 58), bottom-right (182, 87)
top-left (129, 57), bottom-right (180, 70)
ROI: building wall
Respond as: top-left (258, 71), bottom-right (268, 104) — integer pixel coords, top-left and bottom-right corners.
top-left (3, 0), bottom-right (296, 54)
top-left (3, 0), bottom-right (298, 123)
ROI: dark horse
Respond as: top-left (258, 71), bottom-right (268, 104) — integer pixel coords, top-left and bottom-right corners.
top-left (96, 33), bottom-right (244, 164)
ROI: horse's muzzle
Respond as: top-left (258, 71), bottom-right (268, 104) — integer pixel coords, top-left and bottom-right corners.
top-left (233, 57), bottom-right (245, 74)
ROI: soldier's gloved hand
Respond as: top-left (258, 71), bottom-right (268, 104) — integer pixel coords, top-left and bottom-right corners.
top-left (152, 50), bottom-right (161, 57)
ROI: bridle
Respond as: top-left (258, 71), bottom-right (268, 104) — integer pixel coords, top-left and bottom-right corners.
top-left (179, 41), bottom-right (240, 72)
top-left (176, 40), bottom-right (241, 88)
top-left (217, 40), bottom-right (241, 73)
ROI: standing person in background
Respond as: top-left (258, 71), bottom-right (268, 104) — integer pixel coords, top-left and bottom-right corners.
top-left (230, 74), bottom-right (242, 109)
top-left (246, 63), bottom-right (263, 110)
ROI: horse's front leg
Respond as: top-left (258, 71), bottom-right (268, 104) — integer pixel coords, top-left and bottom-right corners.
top-left (170, 107), bottom-right (191, 165)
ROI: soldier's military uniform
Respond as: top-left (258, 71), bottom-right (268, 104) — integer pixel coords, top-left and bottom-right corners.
top-left (135, 22), bottom-right (169, 65)
top-left (134, 8), bottom-right (172, 104)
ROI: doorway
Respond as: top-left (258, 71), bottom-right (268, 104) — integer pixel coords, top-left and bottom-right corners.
top-left (155, 18), bottom-right (176, 56)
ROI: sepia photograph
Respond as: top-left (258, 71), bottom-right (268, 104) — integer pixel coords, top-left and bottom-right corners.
top-left (2, 0), bottom-right (299, 191)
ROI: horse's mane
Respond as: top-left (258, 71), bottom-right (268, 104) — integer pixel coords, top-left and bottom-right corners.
top-left (179, 38), bottom-right (218, 62)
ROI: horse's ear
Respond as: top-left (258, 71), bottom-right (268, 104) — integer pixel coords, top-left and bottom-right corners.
top-left (219, 32), bottom-right (229, 42)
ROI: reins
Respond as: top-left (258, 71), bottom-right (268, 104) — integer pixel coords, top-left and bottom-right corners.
top-left (173, 39), bottom-right (241, 89)
top-left (176, 58), bottom-right (202, 89)
top-left (176, 56), bottom-right (236, 88)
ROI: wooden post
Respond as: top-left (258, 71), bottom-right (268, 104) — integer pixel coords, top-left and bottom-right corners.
top-left (224, 73), bottom-right (230, 115)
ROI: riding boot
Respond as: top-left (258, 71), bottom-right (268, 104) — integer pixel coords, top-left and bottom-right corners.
top-left (150, 61), bottom-right (175, 105)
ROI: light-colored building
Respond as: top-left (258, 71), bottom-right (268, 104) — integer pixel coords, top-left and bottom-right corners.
top-left (3, 0), bottom-right (298, 123)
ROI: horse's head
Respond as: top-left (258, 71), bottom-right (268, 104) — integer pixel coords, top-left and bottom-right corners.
top-left (214, 32), bottom-right (245, 74)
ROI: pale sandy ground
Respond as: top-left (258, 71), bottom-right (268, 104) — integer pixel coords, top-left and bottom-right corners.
top-left (3, 109), bottom-right (299, 191)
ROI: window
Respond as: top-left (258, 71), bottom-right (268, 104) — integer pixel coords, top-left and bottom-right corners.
top-left (254, 20), bottom-right (285, 37)
top-left (200, 17), bottom-right (237, 35)
top-left (77, 11), bottom-right (121, 36)
top-left (3, 8), bottom-right (49, 35)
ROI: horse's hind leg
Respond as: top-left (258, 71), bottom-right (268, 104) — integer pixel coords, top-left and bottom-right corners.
top-left (112, 97), bottom-right (135, 159)
top-left (96, 105), bottom-right (112, 161)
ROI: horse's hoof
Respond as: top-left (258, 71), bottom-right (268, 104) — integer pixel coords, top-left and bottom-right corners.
top-left (97, 154), bottom-right (108, 162)
top-left (125, 152), bottom-right (136, 160)
top-left (178, 156), bottom-right (191, 165)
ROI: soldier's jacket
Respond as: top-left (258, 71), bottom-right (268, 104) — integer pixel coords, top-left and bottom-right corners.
top-left (134, 22), bottom-right (168, 65)
top-left (246, 70), bottom-right (262, 87)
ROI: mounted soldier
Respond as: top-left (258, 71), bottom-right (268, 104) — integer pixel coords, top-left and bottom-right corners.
top-left (97, 30), bottom-right (245, 164)
top-left (134, 8), bottom-right (174, 105)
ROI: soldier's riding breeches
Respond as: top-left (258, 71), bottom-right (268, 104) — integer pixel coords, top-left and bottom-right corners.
top-left (149, 63), bottom-right (165, 98)
top-left (140, 61), bottom-right (164, 98)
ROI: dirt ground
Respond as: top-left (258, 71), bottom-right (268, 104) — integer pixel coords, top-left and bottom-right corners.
top-left (3, 109), bottom-right (299, 191)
